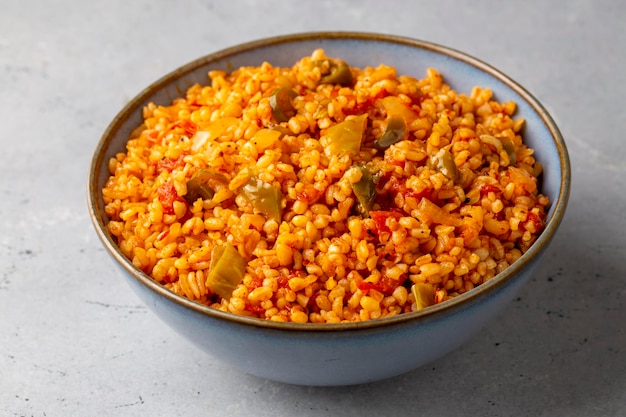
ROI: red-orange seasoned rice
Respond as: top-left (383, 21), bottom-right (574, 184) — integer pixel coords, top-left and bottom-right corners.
top-left (102, 49), bottom-right (549, 323)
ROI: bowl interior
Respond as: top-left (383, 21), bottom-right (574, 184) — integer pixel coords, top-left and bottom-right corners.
top-left (88, 32), bottom-right (570, 330)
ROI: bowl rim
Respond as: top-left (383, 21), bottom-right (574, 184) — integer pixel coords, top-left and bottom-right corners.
top-left (87, 31), bottom-right (571, 332)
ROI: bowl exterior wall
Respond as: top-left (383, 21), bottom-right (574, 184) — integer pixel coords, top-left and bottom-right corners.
top-left (117, 255), bottom-right (541, 386)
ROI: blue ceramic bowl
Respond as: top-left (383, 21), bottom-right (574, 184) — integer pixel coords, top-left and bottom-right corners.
top-left (88, 32), bottom-right (570, 386)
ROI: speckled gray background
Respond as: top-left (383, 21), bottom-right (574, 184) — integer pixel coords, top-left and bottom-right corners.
top-left (1, 0), bottom-right (625, 416)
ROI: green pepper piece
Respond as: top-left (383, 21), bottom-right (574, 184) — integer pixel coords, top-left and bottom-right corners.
top-left (498, 136), bottom-right (517, 165)
top-left (412, 282), bottom-right (436, 311)
top-left (269, 87), bottom-right (298, 123)
top-left (429, 149), bottom-right (460, 184)
top-left (351, 165), bottom-right (376, 215)
top-left (323, 113), bottom-right (368, 155)
top-left (241, 176), bottom-right (282, 221)
top-left (267, 123), bottom-right (294, 137)
top-left (317, 59), bottom-right (353, 86)
top-left (207, 242), bottom-right (246, 300)
top-left (375, 115), bottom-right (406, 149)
top-left (184, 169), bottom-right (229, 204)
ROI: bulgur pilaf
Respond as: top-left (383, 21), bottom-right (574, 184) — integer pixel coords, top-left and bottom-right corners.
top-left (102, 49), bottom-right (549, 323)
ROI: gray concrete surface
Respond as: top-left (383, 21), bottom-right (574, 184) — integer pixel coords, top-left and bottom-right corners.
top-left (1, 0), bottom-right (624, 416)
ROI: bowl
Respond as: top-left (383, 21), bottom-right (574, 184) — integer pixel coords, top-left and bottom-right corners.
top-left (87, 32), bottom-right (570, 386)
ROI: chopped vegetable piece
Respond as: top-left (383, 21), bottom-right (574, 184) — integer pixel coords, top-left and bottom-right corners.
top-left (317, 59), bottom-right (353, 86)
top-left (184, 169), bottom-right (229, 204)
top-left (379, 96), bottom-right (418, 124)
top-left (498, 136), bottom-right (517, 165)
top-left (191, 117), bottom-right (239, 152)
top-left (415, 197), bottom-right (463, 227)
top-left (375, 115), bottom-right (406, 149)
top-left (322, 113), bottom-right (368, 155)
top-left (429, 149), bottom-right (460, 183)
top-left (268, 123), bottom-right (294, 137)
top-left (369, 210), bottom-right (402, 234)
top-left (351, 165), bottom-right (377, 215)
top-left (507, 166), bottom-right (537, 193)
top-left (269, 87), bottom-right (298, 122)
top-left (241, 176), bottom-right (282, 221)
top-left (206, 242), bottom-right (246, 300)
top-left (156, 181), bottom-right (181, 215)
top-left (412, 282), bottom-right (436, 310)
top-left (251, 128), bottom-right (282, 152)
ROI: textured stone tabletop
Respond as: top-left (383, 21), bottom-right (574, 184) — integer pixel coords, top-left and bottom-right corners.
top-left (1, 1), bottom-right (625, 416)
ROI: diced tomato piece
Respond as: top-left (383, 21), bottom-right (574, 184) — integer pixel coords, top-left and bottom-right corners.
top-left (388, 159), bottom-right (406, 168)
top-left (378, 274), bottom-right (402, 295)
top-left (527, 212), bottom-right (544, 231)
top-left (342, 90), bottom-right (390, 116)
top-left (277, 275), bottom-right (290, 289)
top-left (369, 210), bottom-right (402, 234)
top-left (357, 274), bottom-right (403, 296)
top-left (382, 174), bottom-right (432, 204)
top-left (406, 188), bottom-right (432, 201)
top-left (480, 184), bottom-right (502, 196)
top-left (157, 155), bottom-right (186, 173)
top-left (296, 184), bottom-right (322, 203)
top-left (245, 303), bottom-right (266, 314)
top-left (156, 181), bottom-right (181, 215)
top-left (357, 281), bottom-right (377, 292)
top-left (248, 276), bottom-right (264, 290)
